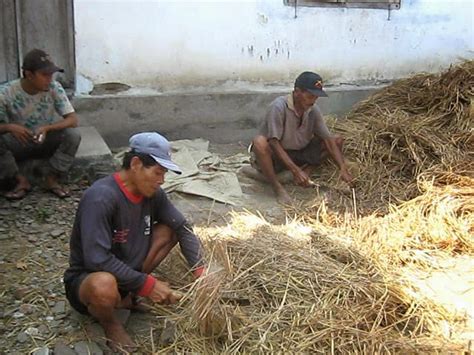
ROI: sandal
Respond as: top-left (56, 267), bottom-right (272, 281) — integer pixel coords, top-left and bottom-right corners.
top-left (47, 185), bottom-right (70, 198)
top-left (4, 186), bottom-right (31, 201)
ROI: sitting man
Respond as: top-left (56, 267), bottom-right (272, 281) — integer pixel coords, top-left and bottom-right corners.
top-left (0, 49), bottom-right (81, 199)
top-left (64, 132), bottom-right (205, 353)
top-left (245, 71), bottom-right (354, 204)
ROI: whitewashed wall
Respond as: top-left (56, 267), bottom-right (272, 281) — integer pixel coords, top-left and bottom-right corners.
top-left (74, 0), bottom-right (473, 91)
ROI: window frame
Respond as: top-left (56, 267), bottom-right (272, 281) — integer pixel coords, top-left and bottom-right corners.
top-left (284, 0), bottom-right (401, 10)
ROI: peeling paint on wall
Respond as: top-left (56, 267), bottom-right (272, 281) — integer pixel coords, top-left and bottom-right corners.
top-left (74, 0), bottom-right (473, 91)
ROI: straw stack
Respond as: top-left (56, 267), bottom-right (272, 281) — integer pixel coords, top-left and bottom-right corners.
top-left (144, 62), bottom-right (473, 354)
top-left (331, 61), bottom-right (473, 205)
top-left (148, 212), bottom-right (467, 354)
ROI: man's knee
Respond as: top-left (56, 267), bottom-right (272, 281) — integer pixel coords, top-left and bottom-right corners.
top-left (62, 127), bottom-right (82, 149)
top-left (79, 272), bottom-right (120, 306)
top-left (252, 135), bottom-right (271, 155)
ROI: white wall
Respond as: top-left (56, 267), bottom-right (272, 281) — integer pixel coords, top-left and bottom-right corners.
top-left (74, 0), bottom-right (474, 91)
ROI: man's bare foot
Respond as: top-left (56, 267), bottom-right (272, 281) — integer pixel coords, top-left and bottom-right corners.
top-left (274, 186), bottom-right (293, 205)
top-left (103, 322), bottom-right (137, 354)
top-left (239, 165), bottom-right (293, 184)
top-left (239, 165), bottom-right (268, 182)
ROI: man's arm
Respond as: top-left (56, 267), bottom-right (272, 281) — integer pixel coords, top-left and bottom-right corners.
top-left (268, 138), bottom-right (311, 187)
top-left (35, 112), bottom-right (78, 136)
top-left (35, 80), bottom-right (78, 136)
top-left (0, 93), bottom-right (33, 143)
top-left (312, 105), bottom-right (354, 186)
top-left (0, 123), bottom-right (33, 144)
top-left (322, 137), bottom-right (354, 186)
top-left (153, 189), bottom-right (204, 270)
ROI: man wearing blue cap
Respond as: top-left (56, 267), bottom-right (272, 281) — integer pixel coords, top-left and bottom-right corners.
top-left (244, 71), bottom-right (354, 204)
top-left (64, 132), bottom-right (204, 352)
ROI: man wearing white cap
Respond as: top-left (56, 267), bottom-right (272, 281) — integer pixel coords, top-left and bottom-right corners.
top-left (64, 132), bottom-right (204, 352)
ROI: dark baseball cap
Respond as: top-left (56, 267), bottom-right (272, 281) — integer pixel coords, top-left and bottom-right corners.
top-left (295, 71), bottom-right (328, 97)
top-left (129, 132), bottom-right (182, 174)
top-left (22, 49), bottom-right (64, 74)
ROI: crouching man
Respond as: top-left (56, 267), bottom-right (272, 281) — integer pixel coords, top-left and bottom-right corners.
top-left (245, 71), bottom-right (354, 204)
top-left (64, 132), bottom-right (205, 353)
top-left (0, 49), bottom-right (81, 199)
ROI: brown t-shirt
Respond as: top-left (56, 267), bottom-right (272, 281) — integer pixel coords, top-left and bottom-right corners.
top-left (258, 94), bottom-right (331, 150)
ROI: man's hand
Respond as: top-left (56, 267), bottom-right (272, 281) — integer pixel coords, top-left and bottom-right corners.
top-left (8, 124), bottom-right (33, 145)
top-left (340, 168), bottom-right (355, 187)
top-left (33, 125), bottom-right (50, 144)
top-left (292, 167), bottom-right (311, 187)
top-left (147, 279), bottom-right (181, 305)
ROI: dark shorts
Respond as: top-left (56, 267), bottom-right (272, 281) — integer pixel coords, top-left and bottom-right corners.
top-left (251, 137), bottom-right (324, 173)
top-left (64, 273), bottom-right (130, 315)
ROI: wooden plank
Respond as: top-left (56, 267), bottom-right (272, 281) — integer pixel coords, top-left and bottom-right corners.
top-left (0, 0), bottom-right (19, 83)
top-left (18, 0), bottom-right (75, 88)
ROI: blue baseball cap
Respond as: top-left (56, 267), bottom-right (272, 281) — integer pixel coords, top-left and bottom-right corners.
top-left (129, 132), bottom-right (182, 174)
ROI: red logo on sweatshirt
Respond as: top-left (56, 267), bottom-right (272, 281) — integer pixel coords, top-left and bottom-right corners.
top-left (113, 229), bottom-right (130, 243)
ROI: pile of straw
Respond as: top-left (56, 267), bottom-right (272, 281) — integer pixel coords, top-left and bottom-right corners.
top-left (142, 62), bottom-right (473, 353)
top-left (149, 213), bottom-right (467, 354)
top-left (150, 174), bottom-right (472, 352)
top-left (333, 61), bottom-right (473, 205)
top-left (302, 173), bottom-right (474, 266)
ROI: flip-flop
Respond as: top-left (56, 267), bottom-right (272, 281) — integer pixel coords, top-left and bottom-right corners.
top-left (47, 186), bottom-right (70, 198)
top-left (4, 186), bottom-right (31, 201)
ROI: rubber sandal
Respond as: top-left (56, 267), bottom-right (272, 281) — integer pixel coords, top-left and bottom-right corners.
top-left (4, 186), bottom-right (31, 201)
top-left (47, 186), bottom-right (70, 198)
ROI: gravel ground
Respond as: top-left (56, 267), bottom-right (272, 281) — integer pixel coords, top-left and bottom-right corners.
top-left (0, 140), bottom-right (365, 354)
top-left (0, 182), bottom-right (101, 355)
top-left (0, 182), bottom-right (229, 355)
top-left (0, 143), bottom-right (289, 354)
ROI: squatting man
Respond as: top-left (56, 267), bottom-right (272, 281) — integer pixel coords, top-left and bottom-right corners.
top-left (244, 71), bottom-right (354, 204)
top-left (64, 132), bottom-right (205, 353)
